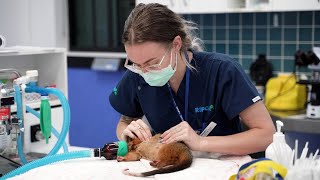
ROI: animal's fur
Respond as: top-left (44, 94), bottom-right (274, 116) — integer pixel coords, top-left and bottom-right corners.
top-left (117, 134), bottom-right (192, 177)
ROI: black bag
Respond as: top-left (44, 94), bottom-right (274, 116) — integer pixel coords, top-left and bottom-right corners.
top-left (250, 54), bottom-right (273, 86)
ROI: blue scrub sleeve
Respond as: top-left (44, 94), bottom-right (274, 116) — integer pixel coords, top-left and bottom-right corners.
top-left (220, 61), bottom-right (261, 120)
top-left (109, 71), bottom-right (144, 118)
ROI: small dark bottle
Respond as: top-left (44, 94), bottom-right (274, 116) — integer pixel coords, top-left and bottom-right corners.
top-left (93, 141), bottom-right (128, 160)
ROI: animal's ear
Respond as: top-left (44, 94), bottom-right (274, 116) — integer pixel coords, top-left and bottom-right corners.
top-left (131, 138), bottom-right (142, 145)
top-left (128, 138), bottom-right (142, 150)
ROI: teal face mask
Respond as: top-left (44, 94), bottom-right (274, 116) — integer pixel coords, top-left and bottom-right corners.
top-left (140, 52), bottom-right (177, 87)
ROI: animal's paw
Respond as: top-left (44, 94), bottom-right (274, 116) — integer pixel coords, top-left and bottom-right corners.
top-left (122, 168), bottom-right (141, 177)
top-left (150, 161), bottom-right (172, 168)
top-left (122, 168), bottom-right (131, 175)
top-left (149, 160), bottom-right (160, 167)
top-left (117, 156), bottom-right (126, 162)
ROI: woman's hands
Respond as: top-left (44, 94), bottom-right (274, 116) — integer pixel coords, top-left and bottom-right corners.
top-left (120, 119), bottom-right (152, 141)
top-left (160, 121), bottom-right (202, 151)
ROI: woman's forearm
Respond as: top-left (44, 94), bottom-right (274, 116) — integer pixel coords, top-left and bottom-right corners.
top-left (116, 115), bottom-right (141, 140)
top-left (198, 127), bottom-right (273, 155)
top-left (116, 118), bottom-right (130, 140)
top-left (116, 115), bottom-right (137, 141)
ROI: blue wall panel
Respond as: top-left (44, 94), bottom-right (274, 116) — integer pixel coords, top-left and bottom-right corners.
top-left (68, 68), bottom-right (125, 148)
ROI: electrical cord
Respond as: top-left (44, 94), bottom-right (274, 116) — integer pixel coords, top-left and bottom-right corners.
top-left (0, 154), bottom-right (22, 167)
top-left (0, 148), bottom-right (6, 156)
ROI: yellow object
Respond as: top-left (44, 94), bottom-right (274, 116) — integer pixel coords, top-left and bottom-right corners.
top-left (265, 73), bottom-right (307, 111)
top-left (229, 158), bottom-right (287, 180)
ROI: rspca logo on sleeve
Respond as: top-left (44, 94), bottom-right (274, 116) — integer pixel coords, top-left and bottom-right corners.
top-left (113, 87), bottom-right (118, 95)
top-left (195, 105), bottom-right (214, 113)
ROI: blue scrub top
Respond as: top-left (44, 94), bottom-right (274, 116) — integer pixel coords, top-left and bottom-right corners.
top-left (109, 51), bottom-right (261, 136)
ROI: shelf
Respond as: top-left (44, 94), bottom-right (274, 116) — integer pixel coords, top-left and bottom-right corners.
top-left (185, 8), bottom-right (272, 14)
top-left (10, 99), bottom-right (62, 113)
top-left (136, 0), bottom-right (320, 14)
top-left (281, 114), bottom-right (320, 134)
top-left (0, 46), bottom-right (65, 57)
top-left (0, 46), bottom-right (68, 154)
top-left (67, 51), bottom-right (127, 59)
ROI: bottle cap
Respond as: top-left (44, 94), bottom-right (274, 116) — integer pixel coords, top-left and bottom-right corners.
top-left (273, 120), bottom-right (285, 142)
top-left (117, 141), bottom-right (128, 157)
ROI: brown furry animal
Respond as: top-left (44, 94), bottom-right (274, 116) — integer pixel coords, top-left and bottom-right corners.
top-left (117, 134), bottom-right (193, 177)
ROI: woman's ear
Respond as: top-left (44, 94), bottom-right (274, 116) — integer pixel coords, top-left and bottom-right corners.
top-left (172, 35), bottom-right (182, 52)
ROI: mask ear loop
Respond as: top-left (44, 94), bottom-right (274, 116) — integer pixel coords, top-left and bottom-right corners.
top-left (169, 50), bottom-right (173, 69)
top-left (173, 52), bottom-right (178, 70)
top-left (170, 50), bottom-right (178, 70)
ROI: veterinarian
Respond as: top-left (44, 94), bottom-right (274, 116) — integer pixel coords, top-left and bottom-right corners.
top-left (109, 3), bottom-right (276, 155)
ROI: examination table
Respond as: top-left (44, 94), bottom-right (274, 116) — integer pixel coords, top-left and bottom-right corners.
top-left (6, 153), bottom-right (251, 180)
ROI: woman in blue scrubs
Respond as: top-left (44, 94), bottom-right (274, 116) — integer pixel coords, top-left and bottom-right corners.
top-left (109, 3), bottom-right (276, 155)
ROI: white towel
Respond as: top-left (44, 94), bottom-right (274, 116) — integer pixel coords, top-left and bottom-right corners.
top-left (8, 155), bottom-right (251, 180)
top-left (137, 155), bottom-right (252, 180)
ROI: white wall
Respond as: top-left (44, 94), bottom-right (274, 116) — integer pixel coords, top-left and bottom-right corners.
top-left (0, 0), bottom-right (68, 48)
